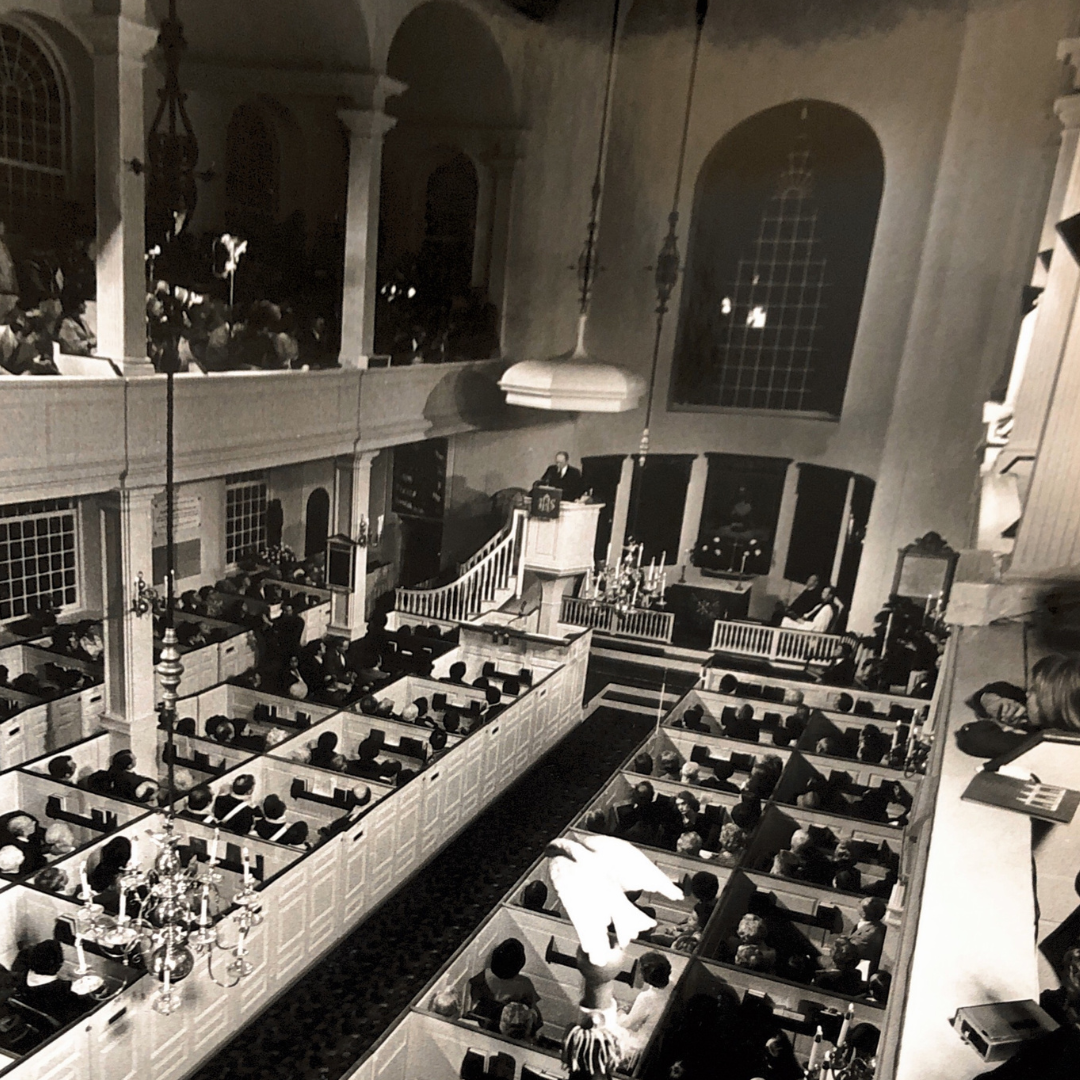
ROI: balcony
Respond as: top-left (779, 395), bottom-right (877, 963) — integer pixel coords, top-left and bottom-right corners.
top-left (0, 359), bottom-right (514, 501)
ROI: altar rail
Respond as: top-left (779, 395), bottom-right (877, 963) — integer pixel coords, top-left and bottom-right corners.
top-left (710, 618), bottom-right (852, 664)
top-left (560, 596), bottom-right (674, 644)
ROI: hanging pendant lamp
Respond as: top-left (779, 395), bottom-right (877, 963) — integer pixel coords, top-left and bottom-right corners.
top-left (499, 0), bottom-right (644, 413)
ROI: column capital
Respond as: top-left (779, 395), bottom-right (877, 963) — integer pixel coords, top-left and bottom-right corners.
top-left (337, 107), bottom-right (398, 142)
top-left (1056, 92), bottom-right (1080, 132)
top-left (77, 12), bottom-right (159, 60)
top-left (1060, 38), bottom-right (1080, 90)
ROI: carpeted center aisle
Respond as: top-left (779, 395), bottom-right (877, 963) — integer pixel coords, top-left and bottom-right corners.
top-left (188, 703), bottom-right (653, 1080)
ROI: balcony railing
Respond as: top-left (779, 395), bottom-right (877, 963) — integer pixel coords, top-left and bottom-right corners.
top-left (0, 359), bottom-right (510, 503)
top-left (560, 596), bottom-right (675, 644)
top-left (710, 618), bottom-right (852, 664)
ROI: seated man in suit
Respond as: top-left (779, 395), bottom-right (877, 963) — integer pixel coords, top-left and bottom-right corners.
top-left (254, 795), bottom-right (309, 848)
top-left (721, 703), bottom-right (760, 743)
top-left (535, 451), bottom-right (584, 501)
top-left (17, 940), bottom-right (91, 1028)
top-left (781, 585), bottom-right (838, 634)
top-left (212, 775), bottom-right (259, 835)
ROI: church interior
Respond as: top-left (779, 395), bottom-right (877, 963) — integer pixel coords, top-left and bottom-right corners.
top-left (1, 0), bottom-right (1080, 1078)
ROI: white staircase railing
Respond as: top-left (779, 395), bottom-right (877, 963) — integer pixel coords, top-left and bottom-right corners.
top-left (561, 596), bottom-right (675, 644)
top-left (710, 619), bottom-right (852, 664)
top-left (457, 518), bottom-right (512, 575)
top-left (395, 510), bottom-right (527, 623)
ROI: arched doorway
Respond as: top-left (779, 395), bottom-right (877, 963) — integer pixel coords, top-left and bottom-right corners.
top-left (304, 488), bottom-right (330, 559)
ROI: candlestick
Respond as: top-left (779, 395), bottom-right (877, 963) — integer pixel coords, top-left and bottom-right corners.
top-left (118, 885), bottom-right (127, 924)
top-left (199, 890), bottom-right (209, 927)
top-left (808, 1026), bottom-right (824, 1071)
top-left (837, 1002), bottom-right (854, 1049)
top-left (209, 828), bottom-right (220, 866)
top-left (74, 935), bottom-right (88, 974)
top-left (242, 847), bottom-right (251, 887)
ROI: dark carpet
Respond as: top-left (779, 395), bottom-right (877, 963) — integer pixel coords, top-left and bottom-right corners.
top-left (188, 702), bottom-right (653, 1080)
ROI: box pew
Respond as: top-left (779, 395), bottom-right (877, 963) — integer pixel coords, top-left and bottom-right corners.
top-left (0, 644), bottom-right (105, 753)
top-left (770, 751), bottom-right (919, 827)
top-left (153, 613), bottom-right (256, 701)
top-left (669, 686), bottom-right (907, 741)
top-left (741, 804), bottom-right (901, 899)
top-left (702, 663), bottom-right (930, 723)
top-left (574, 772), bottom-right (743, 860)
top-left (0, 771), bottom-right (144, 882)
top-left (795, 711), bottom-right (908, 772)
top-left (636, 728), bottom-right (792, 792)
top-left (197, 754), bottom-right (368, 848)
top-left (505, 827), bottom-right (730, 955)
top-left (697, 869), bottom-right (895, 992)
top-left (0, 699), bottom-right (49, 773)
top-left (20, 732), bottom-right (123, 788)
top-left (671, 956), bottom-right (887, 1068)
top-left (269, 710), bottom-right (463, 776)
top-left (350, 1010), bottom-right (565, 1080)
top-left (0, 884), bottom-right (141, 1075)
top-left (175, 683), bottom-right (337, 732)
top-left (414, 905), bottom-right (691, 1054)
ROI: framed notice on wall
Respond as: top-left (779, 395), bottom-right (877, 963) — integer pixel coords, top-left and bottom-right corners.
top-left (152, 493), bottom-right (202, 546)
top-left (326, 535), bottom-right (357, 591)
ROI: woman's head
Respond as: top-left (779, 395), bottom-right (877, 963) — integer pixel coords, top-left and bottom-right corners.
top-left (1028, 654), bottom-right (1080, 732)
top-left (638, 951), bottom-right (671, 989)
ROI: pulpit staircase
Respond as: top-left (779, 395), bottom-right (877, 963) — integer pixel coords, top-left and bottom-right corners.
top-left (394, 510), bottom-right (527, 623)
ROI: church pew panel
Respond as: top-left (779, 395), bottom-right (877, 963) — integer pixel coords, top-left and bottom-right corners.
top-left (701, 665), bottom-right (930, 721)
top-left (770, 751), bottom-right (919, 826)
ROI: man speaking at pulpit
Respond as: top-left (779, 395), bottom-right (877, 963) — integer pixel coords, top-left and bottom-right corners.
top-left (536, 451), bottom-right (584, 501)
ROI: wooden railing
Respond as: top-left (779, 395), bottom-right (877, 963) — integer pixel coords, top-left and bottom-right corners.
top-left (560, 596), bottom-right (675, 644)
top-left (395, 510), bottom-right (527, 623)
top-left (710, 618), bottom-right (852, 664)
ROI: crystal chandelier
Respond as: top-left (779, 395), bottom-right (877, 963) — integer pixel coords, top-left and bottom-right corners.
top-left (581, 541), bottom-right (667, 615)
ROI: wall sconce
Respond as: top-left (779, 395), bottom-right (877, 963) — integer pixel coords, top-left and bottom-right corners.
top-left (132, 572), bottom-right (159, 618)
top-left (355, 516), bottom-right (380, 549)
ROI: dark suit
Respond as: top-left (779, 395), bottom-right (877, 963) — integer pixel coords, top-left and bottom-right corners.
top-left (538, 464), bottom-right (583, 501)
top-left (212, 794), bottom-right (256, 835)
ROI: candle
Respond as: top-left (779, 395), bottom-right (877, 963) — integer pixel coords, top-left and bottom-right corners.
top-left (74, 935), bottom-right (87, 973)
top-left (242, 847), bottom-right (251, 887)
top-left (79, 862), bottom-right (91, 902)
top-left (837, 1002), bottom-right (854, 1048)
top-left (209, 828), bottom-right (220, 866)
top-left (199, 890), bottom-right (209, 927)
top-left (163, 958), bottom-right (171, 997)
top-left (129, 838), bottom-right (137, 868)
top-left (808, 1026), bottom-right (824, 1071)
top-left (118, 885), bottom-right (127, 923)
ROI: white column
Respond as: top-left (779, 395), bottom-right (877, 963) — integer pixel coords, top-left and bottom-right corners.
top-left (606, 456), bottom-right (633, 565)
top-left (1007, 90), bottom-right (1080, 460)
top-left (330, 451), bottom-right (377, 639)
top-left (100, 487), bottom-right (158, 770)
top-left (677, 455), bottom-right (708, 569)
top-left (483, 154), bottom-right (518, 319)
top-left (830, 475), bottom-right (857, 587)
top-left (769, 462), bottom-right (801, 583)
top-left (337, 107), bottom-right (397, 367)
top-left (84, 7), bottom-right (158, 373)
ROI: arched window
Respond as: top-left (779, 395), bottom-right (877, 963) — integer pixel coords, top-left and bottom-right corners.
top-left (226, 102), bottom-right (278, 229)
top-left (673, 101), bottom-right (883, 418)
top-left (0, 24), bottom-right (67, 233)
top-left (420, 150), bottom-right (478, 301)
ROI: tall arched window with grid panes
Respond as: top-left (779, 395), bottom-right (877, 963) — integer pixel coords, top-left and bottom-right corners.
top-left (672, 101), bottom-right (883, 418)
top-left (0, 24), bottom-right (67, 239)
